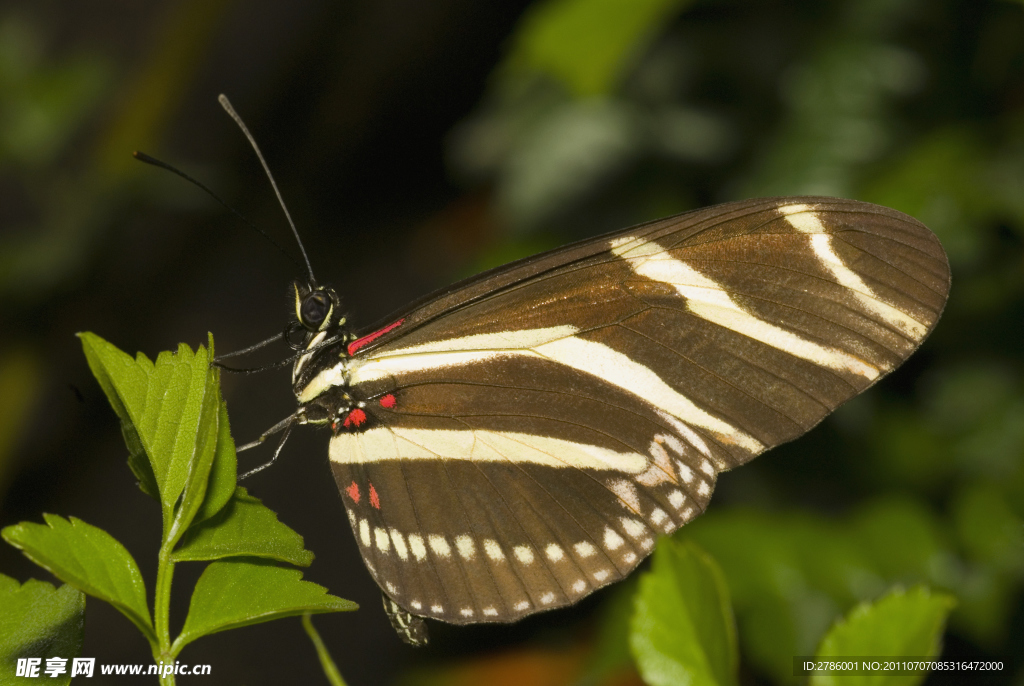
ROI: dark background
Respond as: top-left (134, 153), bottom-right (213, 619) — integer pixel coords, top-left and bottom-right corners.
top-left (1, 0), bottom-right (1022, 684)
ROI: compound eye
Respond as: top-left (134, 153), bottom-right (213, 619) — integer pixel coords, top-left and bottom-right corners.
top-left (300, 291), bottom-right (330, 329)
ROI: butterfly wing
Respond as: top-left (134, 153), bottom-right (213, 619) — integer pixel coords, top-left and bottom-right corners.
top-left (310, 196), bottom-right (949, 625)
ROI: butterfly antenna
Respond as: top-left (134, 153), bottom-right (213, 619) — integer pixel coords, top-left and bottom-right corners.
top-left (132, 151), bottom-right (302, 273)
top-left (218, 94), bottom-right (316, 283)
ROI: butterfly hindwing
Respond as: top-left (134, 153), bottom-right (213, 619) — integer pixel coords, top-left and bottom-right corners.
top-left (332, 443), bottom-right (715, 624)
top-left (298, 196), bottom-right (950, 627)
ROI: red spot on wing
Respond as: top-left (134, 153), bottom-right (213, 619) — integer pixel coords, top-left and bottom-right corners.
top-left (346, 481), bottom-right (360, 503)
top-left (379, 394), bottom-right (396, 408)
top-left (347, 318), bottom-right (406, 355)
top-left (343, 408), bottom-right (367, 428)
top-left (369, 483), bottom-right (380, 509)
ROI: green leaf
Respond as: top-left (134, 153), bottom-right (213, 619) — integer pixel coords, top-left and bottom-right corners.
top-left (78, 332), bottom-right (222, 533)
top-left (173, 488), bottom-right (314, 566)
top-left (684, 510), bottom-right (875, 683)
top-left (2, 515), bottom-right (154, 642)
top-left (122, 417), bottom-right (160, 499)
top-left (78, 332), bottom-right (159, 498)
top-left (193, 399), bottom-right (237, 524)
top-left (812, 586), bottom-right (956, 686)
top-left (630, 538), bottom-right (738, 686)
top-left (175, 558), bottom-right (357, 651)
top-left (140, 343), bottom-right (213, 511)
top-left (0, 574), bottom-right (85, 686)
top-left (507, 0), bottom-right (692, 96)
top-left (166, 336), bottom-right (228, 542)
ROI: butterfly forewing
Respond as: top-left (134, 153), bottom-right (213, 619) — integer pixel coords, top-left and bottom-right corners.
top-left (297, 196), bottom-right (950, 627)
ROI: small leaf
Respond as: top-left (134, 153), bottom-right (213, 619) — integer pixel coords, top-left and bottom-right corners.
top-left (173, 488), bottom-right (313, 566)
top-left (812, 586), bottom-right (956, 686)
top-left (193, 399), bottom-right (238, 524)
top-left (78, 333), bottom-right (222, 528)
top-left (166, 350), bottom-right (224, 543)
top-left (2, 515), bottom-right (154, 642)
top-left (630, 538), bottom-right (738, 686)
top-left (0, 574), bottom-right (85, 686)
top-left (684, 508), bottom-right (884, 683)
top-left (175, 559), bottom-right (356, 650)
top-left (78, 332), bottom-right (148, 427)
top-left (79, 332), bottom-right (159, 498)
top-left (141, 344), bottom-right (204, 505)
top-left (122, 416), bottom-right (160, 499)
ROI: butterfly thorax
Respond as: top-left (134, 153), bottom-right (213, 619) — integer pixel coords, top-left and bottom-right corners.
top-left (289, 281), bottom-right (364, 431)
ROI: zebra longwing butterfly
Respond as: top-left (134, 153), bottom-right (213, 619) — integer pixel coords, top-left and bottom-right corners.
top-left (282, 196), bottom-right (948, 644)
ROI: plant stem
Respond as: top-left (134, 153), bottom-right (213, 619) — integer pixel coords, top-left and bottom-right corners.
top-left (153, 540), bottom-right (177, 686)
top-left (302, 614), bottom-right (347, 686)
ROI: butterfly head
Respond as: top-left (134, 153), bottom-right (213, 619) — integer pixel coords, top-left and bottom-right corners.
top-left (294, 281), bottom-right (344, 333)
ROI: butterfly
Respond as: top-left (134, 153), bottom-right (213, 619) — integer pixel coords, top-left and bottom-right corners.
top-left (276, 195), bottom-right (949, 645)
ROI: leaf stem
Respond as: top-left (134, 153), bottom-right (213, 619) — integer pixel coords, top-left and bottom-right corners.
top-left (302, 613), bottom-right (347, 686)
top-left (153, 540), bottom-right (178, 686)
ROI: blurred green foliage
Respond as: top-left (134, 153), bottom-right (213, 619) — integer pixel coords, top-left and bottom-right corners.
top-left (0, 349), bottom-right (40, 500)
top-left (505, 0), bottom-right (693, 97)
top-left (0, 16), bottom-right (107, 170)
top-left (681, 505), bottom-right (969, 682)
top-left (0, 12), bottom-right (110, 298)
top-left (0, 1), bottom-right (226, 299)
top-left (811, 587), bottom-right (956, 686)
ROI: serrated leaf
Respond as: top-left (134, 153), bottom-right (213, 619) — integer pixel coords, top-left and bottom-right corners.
top-left (812, 586), bottom-right (956, 686)
top-left (175, 559), bottom-right (356, 650)
top-left (166, 338), bottom-right (225, 542)
top-left (2, 515), bottom-right (154, 642)
top-left (0, 574), bottom-right (85, 686)
top-left (79, 332), bottom-right (159, 498)
top-left (173, 488), bottom-right (313, 566)
top-left (78, 333), bottom-right (222, 530)
top-left (630, 538), bottom-right (738, 686)
top-left (140, 344), bottom-right (202, 503)
top-left (121, 415), bottom-right (160, 499)
top-left (193, 399), bottom-right (237, 525)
